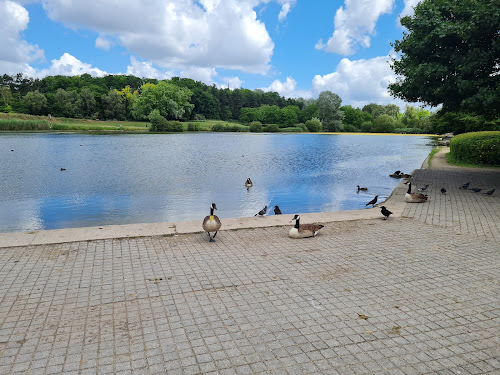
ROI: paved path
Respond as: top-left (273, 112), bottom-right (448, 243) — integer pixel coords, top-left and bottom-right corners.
top-left (1, 150), bottom-right (499, 375)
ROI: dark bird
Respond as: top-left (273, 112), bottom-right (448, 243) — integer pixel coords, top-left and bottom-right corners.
top-left (418, 184), bottom-right (429, 191)
top-left (366, 195), bottom-right (378, 207)
top-left (470, 188), bottom-right (482, 193)
top-left (357, 185), bottom-right (368, 191)
top-left (459, 182), bottom-right (470, 189)
top-left (244, 178), bottom-right (253, 188)
top-left (380, 206), bottom-right (392, 220)
top-left (483, 188), bottom-right (495, 196)
top-left (60, 168), bottom-right (66, 171)
top-left (274, 205), bottom-right (282, 215)
top-left (255, 205), bottom-right (267, 217)
top-left (441, 188), bottom-right (447, 194)
top-left (202, 203), bottom-right (222, 242)
top-left (11, 150), bottom-right (14, 152)
top-left (289, 215), bottom-right (324, 238)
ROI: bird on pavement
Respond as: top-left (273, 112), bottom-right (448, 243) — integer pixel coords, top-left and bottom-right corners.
top-left (483, 188), bottom-right (495, 196)
top-left (289, 215), bottom-right (324, 239)
top-left (202, 203), bottom-right (222, 242)
top-left (366, 196), bottom-right (378, 207)
top-left (380, 206), bottom-right (392, 220)
top-left (418, 184), bottom-right (429, 191)
top-left (273, 205), bottom-right (282, 215)
top-left (470, 188), bottom-right (482, 193)
top-left (405, 183), bottom-right (428, 203)
top-left (459, 182), bottom-right (470, 189)
top-left (441, 188), bottom-right (447, 194)
top-left (255, 205), bottom-right (267, 217)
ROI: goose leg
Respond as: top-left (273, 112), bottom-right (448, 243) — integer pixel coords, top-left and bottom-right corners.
top-left (212, 231), bottom-right (218, 239)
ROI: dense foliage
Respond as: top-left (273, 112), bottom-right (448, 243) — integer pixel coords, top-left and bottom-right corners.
top-left (449, 131), bottom-right (500, 166)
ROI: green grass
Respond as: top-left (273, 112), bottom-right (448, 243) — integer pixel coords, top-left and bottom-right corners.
top-left (427, 147), bottom-right (441, 167)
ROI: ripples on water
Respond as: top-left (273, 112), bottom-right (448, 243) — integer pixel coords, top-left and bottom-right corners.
top-left (0, 133), bottom-right (433, 232)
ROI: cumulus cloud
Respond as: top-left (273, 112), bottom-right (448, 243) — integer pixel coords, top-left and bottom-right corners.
top-left (95, 35), bottom-right (113, 51)
top-left (311, 55), bottom-right (403, 107)
top-left (316, 0), bottom-right (394, 55)
top-left (125, 56), bottom-right (172, 80)
top-left (40, 0), bottom-right (275, 74)
top-left (30, 53), bottom-right (107, 78)
top-left (0, 0), bottom-right (44, 74)
top-left (277, 1), bottom-right (296, 22)
top-left (261, 76), bottom-right (312, 99)
top-left (220, 76), bottom-right (244, 90)
top-left (399, 0), bottom-right (422, 19)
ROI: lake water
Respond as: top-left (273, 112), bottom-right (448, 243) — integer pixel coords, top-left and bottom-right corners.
top-left (0, 133), bottom-right (434, 233)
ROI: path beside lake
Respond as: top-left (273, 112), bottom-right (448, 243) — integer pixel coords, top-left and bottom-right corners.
top-left (1, 147), bottom-right (499, 374)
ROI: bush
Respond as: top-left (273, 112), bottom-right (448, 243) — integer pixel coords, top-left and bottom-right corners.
top-left (361, 121), bottom-right (372, 132)
top-left (305, 118), bottom-right (322, 132)
top-left (449, 131), bottom-right (500, 166)
top-left (211, 123), bottom-right (249, 132)
top-left (394, 127), bottom-right (425, 134)
top-left (430, 112), bottom-right (500, 135)
top-left (297, 123), bottom-right (307, 131)
top-left (249, 121), bottom-right (262, 132)
top-left (265, 124), bottom-right (280, 132)
top-left (149, 113), bottom-right (183, 132)
top-left (0, 119), bottom-right (50, 131)
top-left (341, 124), bottom-right (358, 132)
top-left (280, 127), bottom-right (303, 132)
top-left (187, 123), bottom-right (200, 131)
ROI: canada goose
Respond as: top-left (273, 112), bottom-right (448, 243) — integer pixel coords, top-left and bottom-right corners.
top-left (255, 205), bottom-right (267, 217)
top-left (366, 196), bottom-right (378, 207)
top-left (289, 215), bottom-right (324, 239)
top-left (417, 184), bottom-right (429, 191)
top-left (405, 183), bottom-right (428, 203)
top-left (459, 182), bottom-right (470, 189)
top-left (274, 206), bottom-right (282, 215)
top-left (380, 206), bottom-right (392, 220)
top-left (202, 203), bottom-right (221, 242)
top-left (389, 171), bottom-right (402, 178)
top-left (245, 178), bottom-right (253, 187)
top-left (483, 188), bottom-right (495, 195)
top-left (441, 188), bottom-right (447, 194)
top-left (357, 185), bottom-right (368, 191)
top-left (470, 188), bottom-right (481, 193)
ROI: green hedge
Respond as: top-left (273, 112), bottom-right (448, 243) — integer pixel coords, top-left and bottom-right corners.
top-left (0, 119), bottom-right (50, 131)
top-left (449, 131), bottom-right (500, 166)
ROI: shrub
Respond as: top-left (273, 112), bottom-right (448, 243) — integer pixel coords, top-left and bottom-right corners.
top-left (297, 123), bottom-right (307, 131)
top-left (249, 121), bottom-right (262, 132)
top-left (211, 123), bottom-right (226, 132)
top-left (280, 127), bottom-right (302, 132)
top-left (265, 124), bottom-right (280, 132)
top-left (187, 123), bottom-right (200, 131)
top-left (342, 124), bottom-right (358, 132)
top-left (394, 127), bottom-right (425, 134)
top-left (0, 119), bottom-right (50, 131)
top-left (305, 118), bottom-right (322, 132)
top-left (449, 131), bottom-right (500, 166)
top-left (361, 121), bottom-right (372, 132)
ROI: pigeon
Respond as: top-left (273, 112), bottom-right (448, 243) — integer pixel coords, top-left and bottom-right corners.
top-left (441, 188), bottom-right (447, 194)
top-left (255, 205), bottom-right (267, 217)
top-left (366, 196), bottom-right (378, 207)
top-left (273, 205), bottom-right (282, 215)
top-left (482, 188), bottom-right (495, 196)
top-left (459, 182), bottom-right (470, 189)
top-left (470, 188), bottom-right (482, 193)
top-left (418, 184), bottom-right (429, 191)
top-left (380, 206), bottom-right (392, 220)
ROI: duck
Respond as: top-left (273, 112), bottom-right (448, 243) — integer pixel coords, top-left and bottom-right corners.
top-left (380, 206), bottom-right (392, 220)
top-left (405, 182), bottom-right (428, 203)
top-left (483, 188), bottom-right (495, 196)
top-left (202, 203), bottom-right (222, 242)
top-left (389, 171), bottom-right (402, 178)
top-left (255, 205), bottom-right (267, 217)
top-left (459, 182), bottom-right (470, 189)
top-left (289, 214), bottom-right (324, 239)
top-left (357, 185), bottom-right (368, 191)
top-left (245, 178), bottom-right (253, 188)
top-left (274, 206), bottom-right (282, 215)
top-left (366, 196), bottom-right (378, 207)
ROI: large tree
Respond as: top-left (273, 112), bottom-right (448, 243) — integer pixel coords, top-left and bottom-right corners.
top-left (389, 0), bottom-right (500, 118)
top-left (317, 91), bottom-right (343, 131)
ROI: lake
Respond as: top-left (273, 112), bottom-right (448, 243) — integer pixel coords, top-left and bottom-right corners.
top-left (0, 132), bottom-right (434, 233)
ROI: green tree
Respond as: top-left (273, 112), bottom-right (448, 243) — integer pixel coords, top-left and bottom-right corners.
top-left (280, 106), bottom-right (300, 127)
top-left (79, 87), bottom-right (97, 118)
top-left (389, 0), bottom-right (500, 118)
top-left (259, 105), bottom-right (281, 124)
top-left (305, 118), bottom-right (322, 132)
top-left (54, 89), bottom-right (81, 118)
top-left (402, 105), bottom-right (430, 128)
top-left (299, 103), bottom-right (319, 123)
top-left (317, 91), bottom-right (343, 131)
top-left (132, 81), bottom-right (194, 120)
top-left (101, 89), bottom-right (126, 120)
top-left (22, 90), bottom-right (48, 115)
top-left (372, 114), bottom-right (396, 133)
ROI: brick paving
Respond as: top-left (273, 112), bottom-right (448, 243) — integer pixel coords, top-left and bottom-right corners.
top-left (1, 168), bottom-right (499, 374)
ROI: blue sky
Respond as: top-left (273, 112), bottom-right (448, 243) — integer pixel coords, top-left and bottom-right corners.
top-left (0, 0), bottom-right (421, 108)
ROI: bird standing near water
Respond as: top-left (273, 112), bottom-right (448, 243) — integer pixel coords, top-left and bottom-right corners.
top-left (380, 206), bottom-right (392, 220)
top-left (255, 205), bottom-right (267, 217)
top-left (289, 215), bottom-right (324, 239)
top-left (405, 183), bottom-right (428, 203)
top-left (366, 196), bottom-right (378, 207)
top-left (202, 203), bottom-right (221, 242)
top-left (274, 206), bottom-right (282, 215)
top-left (459, 182), bottom-right (470, 189)
top-left (483, 188), bottom-right (495, 196)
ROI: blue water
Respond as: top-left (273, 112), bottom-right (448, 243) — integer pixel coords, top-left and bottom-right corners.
top-left (0, 133), bottom-right (434, 232)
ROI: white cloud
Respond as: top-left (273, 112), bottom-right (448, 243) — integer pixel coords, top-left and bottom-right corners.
top-left (399, 0), bottom-right (422, 19)
top-left (0, 0), bottom-right (44, 74)
top-left (40, 0), bottom-right (275, 74)
top-left (311, 55), bottom-right (404, 108)
top-left (95, 35), bottom-right (113, 51)
top-left (220, 76), bottom-right (244, 90)
top-left (31, 53), bottom-right (107, 78)
top-left (277, 1), bottom-right (295, 22)
top-left (125, 56), bottom-right (172, 80)
top-left (180, 66), bottom-right (217, 84)
top-left (261, 76), bottom-right (312, 99)
top-left (316, 0), bottom-right (394, 55)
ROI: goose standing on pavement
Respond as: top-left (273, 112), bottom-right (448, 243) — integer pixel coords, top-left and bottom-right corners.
top-left (289, 215), bottom-right (324, 239)
top-left (366, 196), bottom-right (378, 207)
top-left (405, 183), bottom-right (428, 203)
top-left (255, 205), bottom-right (267, 217)
top-left (202, 203), bottom-right (222, 242)
top-left (380, 206), bottom-right (392, 220)
top-left (483, 188), bottom-right (495, 196)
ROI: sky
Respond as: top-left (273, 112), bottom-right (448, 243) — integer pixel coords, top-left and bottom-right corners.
top-left (0, 0), bottom-right (422, 108)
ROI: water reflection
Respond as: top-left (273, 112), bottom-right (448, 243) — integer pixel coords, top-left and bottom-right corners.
top-left (0, 133), bottom-right (433, 232)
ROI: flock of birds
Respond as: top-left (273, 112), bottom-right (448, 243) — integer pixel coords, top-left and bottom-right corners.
top-left (202, 173), bottom-right (496, 243)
